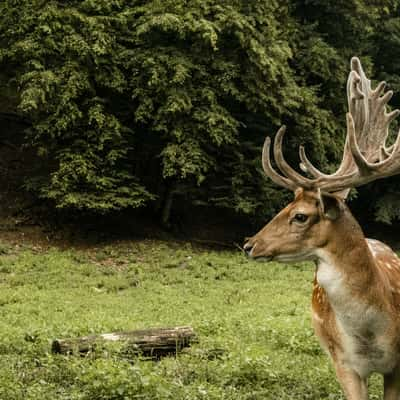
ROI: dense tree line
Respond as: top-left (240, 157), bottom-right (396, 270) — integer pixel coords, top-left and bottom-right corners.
top-left (0, 0), bottom-right (399, 226)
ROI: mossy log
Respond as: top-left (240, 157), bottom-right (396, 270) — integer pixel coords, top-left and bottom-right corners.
top-left (52, 326), bottom-right (197, 358)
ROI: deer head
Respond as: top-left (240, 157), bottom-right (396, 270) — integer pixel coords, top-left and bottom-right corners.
top-left (244, 188), bottom-right (347, 262)
top-left (244, 57), bottom-right (400, 262)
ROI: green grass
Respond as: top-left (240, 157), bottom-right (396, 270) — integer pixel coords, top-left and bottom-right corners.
top-left (0, 239), bottom-right (382, 399)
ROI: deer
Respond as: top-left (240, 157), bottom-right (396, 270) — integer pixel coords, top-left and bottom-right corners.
top-left (243, 57), bottom-right (400, 400)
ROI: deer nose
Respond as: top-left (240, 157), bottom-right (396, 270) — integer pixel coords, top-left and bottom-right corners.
top-left (243, 241), bottom-right (254, 256)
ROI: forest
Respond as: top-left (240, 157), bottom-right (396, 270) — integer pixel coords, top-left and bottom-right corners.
top-left (0, 0), bottom-right (400, 232)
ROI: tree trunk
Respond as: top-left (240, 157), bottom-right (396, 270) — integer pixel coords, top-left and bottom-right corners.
top-left (51, 326), bottom-right (197, 358)
top-left (160, 180), bottom-right (177, 228)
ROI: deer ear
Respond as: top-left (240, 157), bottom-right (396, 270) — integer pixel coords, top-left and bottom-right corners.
top-left (318, 190), bottom-right (344, 220)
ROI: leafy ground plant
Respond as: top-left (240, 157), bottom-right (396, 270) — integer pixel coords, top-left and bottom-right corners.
top-left (0, 239), bottom-right (383, 399)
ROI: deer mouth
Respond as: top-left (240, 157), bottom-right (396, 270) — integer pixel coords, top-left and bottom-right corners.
top-left (243, 242), bottom-right (274, 261)
top-left (243, 241), bottom-right (274, 262)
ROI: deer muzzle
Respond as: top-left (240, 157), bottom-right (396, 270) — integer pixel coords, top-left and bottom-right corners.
top-left (243, 238), bottom-right (273, 261)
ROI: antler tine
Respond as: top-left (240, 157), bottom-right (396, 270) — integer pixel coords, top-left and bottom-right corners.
top-left (351, 57), bottom-right (390, 155)
top-left (372, 81), bottom-right (387, 99)
top-left (346, 113), bottom-right (372, 174)
top-left (386, 109), bottom-right (400, 125)
top-left (299, 145), bottom-right (330, 178)
top-left (349, 71), bottom-right (364, 101)
top-left (329, 64), bottom-right (366, 178)
top-left (379, 146), bottom-right (391, 162)
top-left (272, 126), bottom-right (314, 188)
top-left (375, 127), bottom-right (400, 171)
top-left (262, 133), bottom-right (297, 191)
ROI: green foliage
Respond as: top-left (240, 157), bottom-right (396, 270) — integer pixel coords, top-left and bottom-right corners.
top-left (0, 0), bottom-right (400, 222)
top-left (0, 0), bottom-right (155, 212)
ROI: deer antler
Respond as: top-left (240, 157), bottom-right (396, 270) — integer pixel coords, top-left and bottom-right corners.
top-left (262, 57), bottom-right (400, 197)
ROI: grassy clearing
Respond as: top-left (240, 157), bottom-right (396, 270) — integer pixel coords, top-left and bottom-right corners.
top-left (0, 239), bottom-right (382, 399)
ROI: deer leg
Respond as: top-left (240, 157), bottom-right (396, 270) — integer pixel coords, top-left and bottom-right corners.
top-left (334, 363), bottom-right (368, 400)
top-left (384, 367), bottom-right (400, 400)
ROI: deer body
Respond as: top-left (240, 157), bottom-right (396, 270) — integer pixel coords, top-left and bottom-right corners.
top-left (244, 57), bottom-right (400, 399)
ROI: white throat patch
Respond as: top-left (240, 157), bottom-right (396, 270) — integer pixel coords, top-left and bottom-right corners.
top-left (315, 250), bottom-right (343, 296)
top-left (314, 249), bottom-right (393, 377)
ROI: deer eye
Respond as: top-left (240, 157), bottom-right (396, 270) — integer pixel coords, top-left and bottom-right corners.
top-left (293, 213), bottom-right (308, 223)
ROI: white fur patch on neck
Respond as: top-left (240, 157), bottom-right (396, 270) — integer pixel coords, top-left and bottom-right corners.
top-left (314, 249), bottom-right (393, 378)
top-left (314, 249), bottom-right (343, 296)
top-left (314, 249), bottom-right (387, 340)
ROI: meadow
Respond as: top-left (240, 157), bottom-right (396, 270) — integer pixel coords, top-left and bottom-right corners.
top-left (0, 239), bottom-right (383, 399)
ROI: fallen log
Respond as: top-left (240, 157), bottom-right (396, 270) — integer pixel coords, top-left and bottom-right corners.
top-left (52, 326), bottom-right (197, 358)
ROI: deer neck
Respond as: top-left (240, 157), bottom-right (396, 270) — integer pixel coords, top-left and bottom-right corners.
top-left (315, 209), bottom-right (377, 303)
